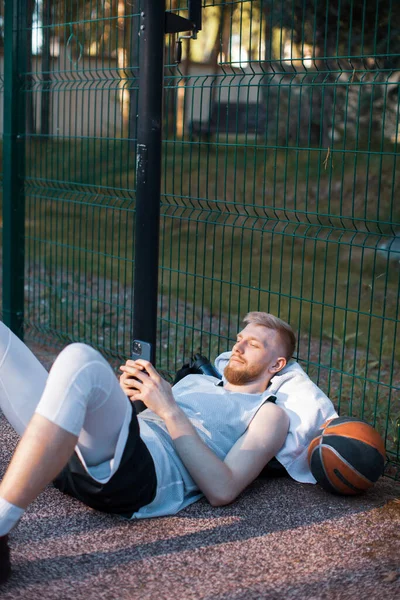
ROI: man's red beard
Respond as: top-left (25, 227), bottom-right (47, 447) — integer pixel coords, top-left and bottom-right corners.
top-left (224, 357), bottom-right (266, 386)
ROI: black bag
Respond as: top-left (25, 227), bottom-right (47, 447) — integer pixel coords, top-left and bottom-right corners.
top-left (173, 353), bottom-right (222, 385)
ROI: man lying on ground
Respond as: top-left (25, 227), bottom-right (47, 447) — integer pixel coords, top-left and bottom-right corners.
top-left (0, 312), bottom-right (337, 583)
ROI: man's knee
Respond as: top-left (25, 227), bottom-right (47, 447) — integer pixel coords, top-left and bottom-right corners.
top-left (46, 343), bottom-right (109, 402)
top-left (57, 343), bottom-right (101, 366)
top-left (36, 343), bottom-right (111, 436)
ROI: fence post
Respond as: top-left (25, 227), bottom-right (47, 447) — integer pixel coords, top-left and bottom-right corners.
top-left (2, 0), bottom-right (27, 338)
top-left (132, 0), bottom-right (166, 364)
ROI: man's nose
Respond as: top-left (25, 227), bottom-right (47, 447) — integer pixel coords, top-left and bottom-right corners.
top-left (233, 341), bottom-right (244, 353)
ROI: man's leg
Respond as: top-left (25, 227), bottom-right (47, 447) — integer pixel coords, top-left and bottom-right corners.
top-left (0, 414), bottom-right (79, 583)
top-left (0, 321), bottom-right (50, 583)
top-left (0, 321), bottom-right (48, 436)
top-left (0, 342), bottom-right (132, 582)
top-left (0, 415), bottom-right (78, 509)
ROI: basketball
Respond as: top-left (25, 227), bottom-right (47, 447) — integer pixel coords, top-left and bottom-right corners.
top-left (307, 416), bottom-right (386, 495)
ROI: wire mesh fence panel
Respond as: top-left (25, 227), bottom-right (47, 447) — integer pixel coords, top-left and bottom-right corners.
top-left (159, 0), bottom-right (400, 476)
top-left (0, 1), bottom-right (399, 475)
top-left (1, 1), bottom-right (142, 362)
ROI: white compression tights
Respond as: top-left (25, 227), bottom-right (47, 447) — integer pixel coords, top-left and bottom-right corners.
top-left (0, 321), bottom-right (131, 467)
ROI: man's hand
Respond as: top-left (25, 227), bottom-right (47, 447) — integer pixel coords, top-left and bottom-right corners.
top-left (119, 360), bottom-right (178, 420)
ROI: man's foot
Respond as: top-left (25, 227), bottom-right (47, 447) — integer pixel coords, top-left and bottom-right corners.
top-left (0, 535), bottom-right (11, 584)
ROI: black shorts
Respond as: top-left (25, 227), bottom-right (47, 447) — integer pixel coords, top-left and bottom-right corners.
top-left (53, 410), bottom-right (157, 518)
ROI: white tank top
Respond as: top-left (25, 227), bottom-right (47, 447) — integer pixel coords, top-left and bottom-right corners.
top-left (132, 375), bottom-right (274, 519)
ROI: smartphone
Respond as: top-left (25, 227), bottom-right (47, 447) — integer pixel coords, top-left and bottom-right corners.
top-left (131, 339), bottom-right (152, 362)
top-left (130, 340), bottom-right (152, 415)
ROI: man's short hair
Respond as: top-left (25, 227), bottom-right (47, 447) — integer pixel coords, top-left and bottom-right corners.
top-left (242, 312), bottom-right (296, 361)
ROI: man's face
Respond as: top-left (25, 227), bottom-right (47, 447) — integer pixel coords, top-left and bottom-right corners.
top-left (224, 323), bottom-right (285, 386)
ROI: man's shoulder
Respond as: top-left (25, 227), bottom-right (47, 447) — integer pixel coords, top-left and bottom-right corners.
top-left (254, 400), bottom-right (288, 421)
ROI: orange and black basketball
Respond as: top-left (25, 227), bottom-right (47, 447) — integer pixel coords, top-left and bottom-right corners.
top-left (307, 416), bottom-right (386, 495)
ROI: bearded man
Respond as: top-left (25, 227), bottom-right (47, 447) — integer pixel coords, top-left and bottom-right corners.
top-left (0, 312), bottom-right (337, 582)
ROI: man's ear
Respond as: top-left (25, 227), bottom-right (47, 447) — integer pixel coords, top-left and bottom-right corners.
top-left (271, 357), bottom-right (287, 374)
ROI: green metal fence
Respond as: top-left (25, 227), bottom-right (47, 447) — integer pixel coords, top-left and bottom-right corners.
top-left (1, 0), bottom-right (399, 477)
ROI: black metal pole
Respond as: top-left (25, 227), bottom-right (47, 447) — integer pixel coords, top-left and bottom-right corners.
top-left (132, 0), bottom-right (165, 364)
top-left (2, 0), bottom-right (27, 337)
top-left (40, 0), bottom-right (51, 137)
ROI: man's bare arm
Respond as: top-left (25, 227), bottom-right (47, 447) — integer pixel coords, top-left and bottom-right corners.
top-left (163, 401), bottom-right (289, 506)
top-left (120, 359), bottom-right (289, 506)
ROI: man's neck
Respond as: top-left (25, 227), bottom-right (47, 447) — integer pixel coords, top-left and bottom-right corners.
top-left (223, 378), bottom-right (272, 394)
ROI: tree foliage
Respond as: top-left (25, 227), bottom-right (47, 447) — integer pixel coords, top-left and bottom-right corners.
top-left (1, 1), bottom-right (398, 144)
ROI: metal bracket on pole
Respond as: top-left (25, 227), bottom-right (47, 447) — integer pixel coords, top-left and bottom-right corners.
top-left (165, 0), bottom-right (202, 34)
top-left (165, 0), bottom-right (202, 63)
top-left (164, 12), bottom-right (194, 34)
